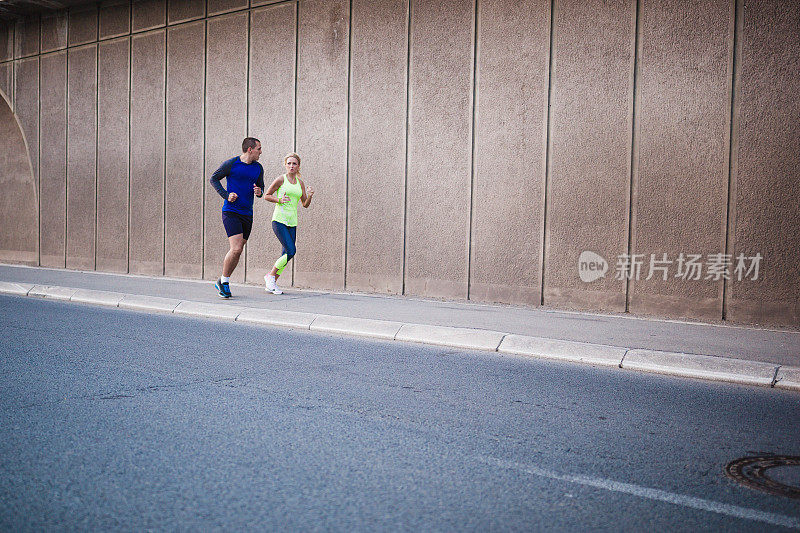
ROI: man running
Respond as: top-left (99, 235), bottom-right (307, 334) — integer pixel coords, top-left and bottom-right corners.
top-left (210, 137), bottom-right (264, 298)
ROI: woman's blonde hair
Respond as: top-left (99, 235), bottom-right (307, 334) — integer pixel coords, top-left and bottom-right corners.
top-left (283, 152), bottom-right (302, 182)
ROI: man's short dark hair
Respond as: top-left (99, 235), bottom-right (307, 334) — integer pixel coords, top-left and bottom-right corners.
top-left (242, 137), bottom-right (260, 152)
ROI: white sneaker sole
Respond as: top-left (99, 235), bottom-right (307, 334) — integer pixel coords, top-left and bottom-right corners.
top-left (263, 275), bottom-right (282, 294)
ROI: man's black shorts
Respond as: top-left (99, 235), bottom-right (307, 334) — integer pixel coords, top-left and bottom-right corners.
top-left (222, 211), bottom-right (253, 240)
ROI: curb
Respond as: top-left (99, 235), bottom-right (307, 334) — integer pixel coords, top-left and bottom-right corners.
top-left (71, 289), bottom-right (125, 307)
top-left (621, 349), bottom-right (778, 387)
top-left (29, 284), bottom-right (77, 300)
top-left (0, 281), bottom-right (34, 295)
top-left (175, 301), bottom-right (241, 320)
top-left (310, 315), bottom-right (403, 340)
top-left (2, 281), bottom-right (798, 392)
top-left (236, 308), bottom-right (316, 329)
top-left (395, 324), bottom-right (505, 351)
top-left (118, 294), bottom-right (181, 313)
top-left (498, 335), bottom-right (626, 367)
top-left (775, 366), bottom-right (800, 391)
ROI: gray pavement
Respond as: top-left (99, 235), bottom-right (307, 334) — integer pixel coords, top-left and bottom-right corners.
top-left (1, 264), bottom-right (798, 390)
top-left (2, 295), bottom-right (800, 531)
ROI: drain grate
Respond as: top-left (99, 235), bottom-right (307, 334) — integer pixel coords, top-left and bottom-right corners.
top-left (725, 455), bottom-right (800, 500)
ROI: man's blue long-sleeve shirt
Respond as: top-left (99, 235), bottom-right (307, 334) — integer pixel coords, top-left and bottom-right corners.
top-left (209, 156), bottom-right (265, 217)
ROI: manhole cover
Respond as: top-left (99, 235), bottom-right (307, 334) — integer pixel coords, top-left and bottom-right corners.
top-left (725, 456), bottom-right (800, 499)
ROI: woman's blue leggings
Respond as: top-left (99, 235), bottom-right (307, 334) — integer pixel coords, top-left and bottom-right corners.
top-left (272, 221), bottom-right (297, 275)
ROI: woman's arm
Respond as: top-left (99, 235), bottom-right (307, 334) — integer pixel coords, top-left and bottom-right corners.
top-left (263, 176), bottom-right (287, 204)
top-left (300, 180), bottom-right (314, 208)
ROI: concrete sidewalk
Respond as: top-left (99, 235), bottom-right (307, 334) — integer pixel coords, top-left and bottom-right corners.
top-left (1, 264), bottom-right (798, 391)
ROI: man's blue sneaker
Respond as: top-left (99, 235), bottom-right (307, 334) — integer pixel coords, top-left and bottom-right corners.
top-left (215, 278), bottom-right (231, 298)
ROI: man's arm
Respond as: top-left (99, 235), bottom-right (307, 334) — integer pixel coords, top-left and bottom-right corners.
top-left (209, 158), bottom-right (235, 199)
top-left (254, 166), bottom-right (265, 198)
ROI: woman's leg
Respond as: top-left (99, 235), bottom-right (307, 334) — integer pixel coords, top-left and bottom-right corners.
top-left (270, 221), bottom-right (297, 279)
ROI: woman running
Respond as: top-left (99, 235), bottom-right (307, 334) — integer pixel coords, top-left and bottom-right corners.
top-left (263, 153), bottom-right (314, 294)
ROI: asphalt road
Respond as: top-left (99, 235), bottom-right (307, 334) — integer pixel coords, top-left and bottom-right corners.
top-left (1, 295), bottom-right (798, 531)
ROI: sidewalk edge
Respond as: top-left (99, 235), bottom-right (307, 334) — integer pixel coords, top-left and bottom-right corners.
top-left (1, 282), bottom-right (794, 391)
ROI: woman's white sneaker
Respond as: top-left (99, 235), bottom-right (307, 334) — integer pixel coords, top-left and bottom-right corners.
top-left (264, 274), bottom-right (283, 295)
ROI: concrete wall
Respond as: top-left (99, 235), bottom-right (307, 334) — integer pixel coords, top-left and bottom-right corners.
top-left (472, 0), bottom-right (549, 305)
top-left (543, 0), bottom-right (634, 312)
top-left (165, 20), bottom-right (204, 278)
top-left (346, 0), bottom-right (406, 294)
top-left (0, 0), bottom-right (797, 327)
top-left (0, 92), bottom-right (37, 264)
top-left (246, 2), bottom-right (296, 285)
top-left (97, 37), bottom-right (129, 273)
top-left (629, 0), bottom-right (734, 321)
top-left (726, 0), bottom-right (800, 324)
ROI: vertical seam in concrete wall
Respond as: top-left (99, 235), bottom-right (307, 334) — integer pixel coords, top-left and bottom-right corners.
top-left (401, 0), bottom-right (411, 296)
top-left (625, 0), bottom-right (642, 313)
top-left (540, 0), bottom-right (556, 306)
top-left (722, 0), bottom-right (741, 321)
top-left (201, 15), bottom-right (208, 279)
top-left (292, 1), bottom-right (298, 157)
top-left (163, 27), bottom-right (168, 276)
top-left (242, 9), bottom-right (251, 281)
top-left (37, 39), bottom-right (41, 266)
top-left (64, 47), bottom-right (69, 267)
top-left (11, 23), bottom-right (15, 111)
top-left (343, 0), bottom-right (352, 288)
top-left (466, 0), bottom-right (478, 300)
top-left (127, 3), bottom-right (132, 273)
top-left (94, 30), bottom-right (99, 270)
top-left (292, 1), bottom-right (300, 158)
top-left (35, 16), bottom-right (42, 267)
top-left (291, 0), bottom-right (298, 284)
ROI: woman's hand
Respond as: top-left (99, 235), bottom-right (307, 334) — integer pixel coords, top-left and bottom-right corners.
top-left (263, 176), bottom-right (285, 203)
top-left (301, 184), bottom-right (314, 208)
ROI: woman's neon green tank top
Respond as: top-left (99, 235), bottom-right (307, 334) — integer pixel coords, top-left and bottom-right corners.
top-left (272, 174), bottom-right (303, 227)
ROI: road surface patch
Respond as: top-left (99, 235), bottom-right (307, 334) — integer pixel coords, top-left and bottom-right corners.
top-left (480, 455), bottom-right (800, 529)
top-left (725, 455), bottom-right (800, 500)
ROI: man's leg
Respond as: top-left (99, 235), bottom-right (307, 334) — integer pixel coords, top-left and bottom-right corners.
top-left (223, 234), bottom-right (246, 277)
top-left (215, 234), bottom-right (245, 298)
top-left (217, 212), bottom-right (248, 298)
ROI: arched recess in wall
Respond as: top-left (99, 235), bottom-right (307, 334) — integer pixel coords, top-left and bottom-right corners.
top-left (0, 88), bottom-right (38, 265)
